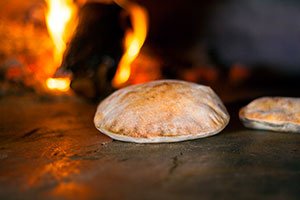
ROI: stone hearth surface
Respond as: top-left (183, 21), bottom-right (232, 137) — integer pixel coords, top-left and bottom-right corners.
top-left (0, 94), bottom-right (299, 200)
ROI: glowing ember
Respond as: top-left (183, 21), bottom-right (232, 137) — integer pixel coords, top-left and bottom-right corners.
top-left (46, 78), bottom-right (71, 92)
top-left (45, 0), bottom-right (77, 91)
top-left (112, 1), bottom-right (149, 88)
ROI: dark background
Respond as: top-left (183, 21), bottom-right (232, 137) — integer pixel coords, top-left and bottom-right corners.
top-left (134, 0), bottom-right (300, 75)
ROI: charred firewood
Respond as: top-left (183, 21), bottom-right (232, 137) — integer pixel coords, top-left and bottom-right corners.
top-left (59, 2), bottom-right (128, 100)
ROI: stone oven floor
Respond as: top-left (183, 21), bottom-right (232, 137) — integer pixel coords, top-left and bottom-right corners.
top-left (0, 94), bottom-right (299, 199)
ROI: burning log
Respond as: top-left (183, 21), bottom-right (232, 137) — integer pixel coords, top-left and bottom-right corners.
top-left (59, 2), bottom-right (127, 99)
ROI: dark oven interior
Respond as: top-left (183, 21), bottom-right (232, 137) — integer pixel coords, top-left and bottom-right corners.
top-left (0, 0), bottom-right (299, 100)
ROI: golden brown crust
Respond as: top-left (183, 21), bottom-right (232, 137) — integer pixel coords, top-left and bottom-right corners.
top-left (94, 80), bottom-right (229, 142)
top-left (240, 97), bottom-right (300, 124)
top-left (239, 97), bottom-right (300, 132)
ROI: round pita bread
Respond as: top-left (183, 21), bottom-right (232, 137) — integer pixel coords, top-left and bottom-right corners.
top-left (94, 80), bottom-right (229, 143)
top-left (239, 97), bottom-right (300, 133)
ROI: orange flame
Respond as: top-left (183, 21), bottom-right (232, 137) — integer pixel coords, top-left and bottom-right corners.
top-left (45, 0), bottom-right (77, 91)
top-left (112, 0), bottom-right (148, 88)
top-left (46, 77), bottom-right (71, 92)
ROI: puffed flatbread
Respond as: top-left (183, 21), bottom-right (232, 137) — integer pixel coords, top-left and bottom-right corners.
top-left (94, 80), bottom-right (229, 143)
top-left (239, 97), bottom-right (300, 133)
